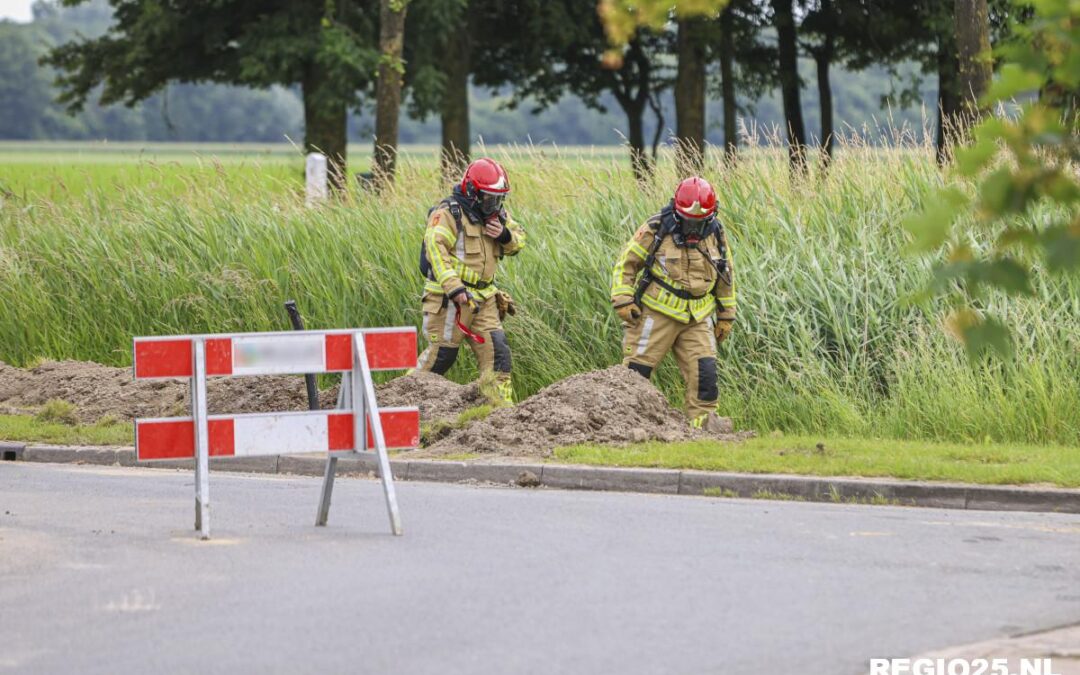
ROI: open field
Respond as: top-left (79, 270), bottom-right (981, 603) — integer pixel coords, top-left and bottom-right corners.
top-left (1, 141), bottom-right (1077, 449)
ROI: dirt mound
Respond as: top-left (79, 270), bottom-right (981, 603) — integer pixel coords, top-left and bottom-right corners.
top-left (423, 365), bottom-right (746, 457)
top-left (0, 360), bottom-right (750, 455)
top-left (0, 359), bottom-right (324, 422)
top-left (0, 360), bottom-right (475, 425)
top-left (370, 371), bottom-right (485, 423)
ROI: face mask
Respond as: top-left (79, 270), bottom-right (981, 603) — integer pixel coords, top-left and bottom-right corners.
top-left (679, 214), bottom-right (709, 242)
top-left (479, 192), bottom-right (506, 217)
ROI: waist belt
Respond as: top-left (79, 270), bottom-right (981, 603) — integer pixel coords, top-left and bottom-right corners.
top-left (464, 278), bottom-right (494, 290)
top-left (652, 276), bottom-right (707, 301)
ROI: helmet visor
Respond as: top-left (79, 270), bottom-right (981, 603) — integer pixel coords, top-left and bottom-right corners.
top-left (479, 191), bottom-right (506, 217)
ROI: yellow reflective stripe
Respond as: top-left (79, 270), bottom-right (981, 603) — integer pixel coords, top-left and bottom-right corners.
top-left (424, 228), bottom-right (452, 279)
top-left (650, 265), bottom-right (678, 287)
top-left (642, 296), bottom-right (691, 322)
top-left (611, 284), bottom-right (635, 297)
top-left (689, 296), bottom-right (716, 322)
top-left (436, 268), bottom-right (456, 283)
top-left (611, 243), bottom-right (636, 296)
top-left (424, 279), bottom-right (444, 294)
top-left (432, 225), bottom-right (456, 242)
top-left (453, 261), bottom-right (480, 283)
top-left (628, 241), bottom-right (648, 259)
top-left (716, 296), bottom-right (735, 303)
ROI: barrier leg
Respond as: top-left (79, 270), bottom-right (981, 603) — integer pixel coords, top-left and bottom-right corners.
top-left (315, 457), bottom-right (337, 526)
top-left (355, 333), bottom-right (403, 536)
top-left (315, 371), bottom-right (352, 526)
top-left (192, 339), bottom-right (211, 540)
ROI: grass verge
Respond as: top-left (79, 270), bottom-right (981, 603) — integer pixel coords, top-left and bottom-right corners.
top-left (0, 414), bottom-right (133, 447)
top-left (554, 435), bottom-right (1080, 488)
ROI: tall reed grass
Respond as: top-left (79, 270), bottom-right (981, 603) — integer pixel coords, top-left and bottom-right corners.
top-left (1, 135), bottom-right (1077, 445)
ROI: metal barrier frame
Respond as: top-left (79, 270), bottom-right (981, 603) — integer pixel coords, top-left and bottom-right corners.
top-left (136, 328), bottom-right (412, 540)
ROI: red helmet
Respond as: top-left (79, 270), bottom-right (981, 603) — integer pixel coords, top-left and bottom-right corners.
top-left (461, 157), bottom-right (510, 196)
top-left (460, 158), bottom-right (510, 218)
top-left (673, 176), bottom-right (717, 220)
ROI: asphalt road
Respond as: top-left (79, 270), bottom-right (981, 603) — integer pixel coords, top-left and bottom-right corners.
top-left (2, 463), bottom-right (1078, 675)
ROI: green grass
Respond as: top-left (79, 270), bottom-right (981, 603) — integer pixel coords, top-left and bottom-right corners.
top-left (555, 435), bottom-right (1080, 488)
top-left (1, 138), bottom-right (1077, 447)
top-left (0, 414), bottom-right (133, 446)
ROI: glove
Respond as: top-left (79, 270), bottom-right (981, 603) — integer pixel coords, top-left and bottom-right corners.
top-left (714, 318), bottom-right (733, 343)
top-left (495, 291), bottom-right (516, 321)
top-left (450, 287), bottom-right (476, 311)
top-left (615, 301), bottom-right (641, 325)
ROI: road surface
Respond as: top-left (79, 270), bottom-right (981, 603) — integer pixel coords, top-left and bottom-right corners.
top-left (2, 462), bottom-right (1078, 674)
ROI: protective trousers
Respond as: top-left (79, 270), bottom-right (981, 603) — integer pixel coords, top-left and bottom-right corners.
top-left (416, 294), bottom-right (513, 404)
top-left (621, 305), bottom-right (719, 422)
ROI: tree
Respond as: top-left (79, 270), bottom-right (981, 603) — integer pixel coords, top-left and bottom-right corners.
top-left (904, 1), bottom-right (1080, 358)
top-left (675, 16), bottom-right (709, 170)
top-left (772, 0), bottom-right (808, 174)
top-left (439, 7), bottom-right (471, 173)
top-left (801, 0), bottom-right (925, 168)
top-left (43, 0), bottom-right (378, 183)
top-left (490, 0), bottom-right (674, 180)
top-left (906, 0), bottom-right (1016, 163)
top-left (373, 0), bottom-right (409, 187)
top-left (597, 0), bottom-right (731, 56)
top-left (706, 0), bottom-right (776, 163)
top-left (0, 23), bottom-right (58, 140)
top-left (718, 6), bottom-right (738, 160)
top-left (954, 0), bottom-right (992, 118)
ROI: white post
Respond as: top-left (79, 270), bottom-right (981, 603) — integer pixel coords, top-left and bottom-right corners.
top-left (305, 152), bottom-right (329, 206)
top-left (192, 339), bottom-right (211, 540)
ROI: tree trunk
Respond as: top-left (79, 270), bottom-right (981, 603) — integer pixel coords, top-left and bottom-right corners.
top-left (720, 6), bottom-right (737, 163)
top-left (935, 28), bottom-right (960, 165)
top-left (440, 12), bottom-right (471, 180)
top-left (626, 101), bottom-right (649, 181)
top-left (954, 0), bottom-right (992, 120)
top-left (372, 0), bottom-right (409, 189)
top-left (772, 0), bottom-right (807, 175)
top-left (815, 0), bottom-right (835, 167)
top-left (675, 17), bottom-right (707, 171)
top-left (302, 64), bottom-right (347, 191)
top-left (815, 53), bottom-right (833, 166)
top-left (616, 38), bottom-right (653, 182)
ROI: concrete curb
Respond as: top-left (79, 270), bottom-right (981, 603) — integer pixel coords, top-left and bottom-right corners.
top-left (5, 443), bottom-right (1080, 514)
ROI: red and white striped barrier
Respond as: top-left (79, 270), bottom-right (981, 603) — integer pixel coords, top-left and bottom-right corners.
top-left (133, 328), bottom-right (416, 379)
top-left (132, 328), bottom-right (416, 539)
top-left (136, 409), bottom-right (421, 460)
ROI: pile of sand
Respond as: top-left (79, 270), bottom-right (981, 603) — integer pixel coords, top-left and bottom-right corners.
top-left (0, 360), bottom-right (751, 456)
top-left (423, 365), bottom-right (749, 457)
top-left (0, 360), bottom-right (477, 425)
top-left (368, 371), bottom-right (486, 423)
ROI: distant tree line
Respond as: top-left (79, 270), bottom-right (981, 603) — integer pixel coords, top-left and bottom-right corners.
top-left (4, 1), bottom-right (1031, 181)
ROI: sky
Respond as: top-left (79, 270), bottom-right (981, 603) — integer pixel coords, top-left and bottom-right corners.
top-left (0, 0), bottom-right (32, 22)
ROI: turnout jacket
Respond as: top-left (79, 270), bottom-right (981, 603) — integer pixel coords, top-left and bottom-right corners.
top-left (423, 197), bottom-right (526, 302)
top-left (611, 211), bottom-right (736, 324)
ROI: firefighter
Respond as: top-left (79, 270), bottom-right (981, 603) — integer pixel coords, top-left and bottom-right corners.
top-left (610, 176), bottom-right (736, 429)
top-left (416, 157), bottom-right (526, 404)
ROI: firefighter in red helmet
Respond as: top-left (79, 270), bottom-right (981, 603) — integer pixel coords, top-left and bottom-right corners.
top-left (416, 158), bottom-right (526, 404)
top-left (610, 176), bottom-right (736, 429)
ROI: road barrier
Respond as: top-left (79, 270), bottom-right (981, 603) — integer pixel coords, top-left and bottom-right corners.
top-left (133, 327), bottom-right (418, 539)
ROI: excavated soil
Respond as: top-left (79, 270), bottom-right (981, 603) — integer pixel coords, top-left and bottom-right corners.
top-left (0, 360), bottom-right (751, 456)
top-left (0, 360), bottom-right (478, 425)
top-left (353, 371), bottom-right (486, 423)
top-left (423, 365), bottom-right (751, 457)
